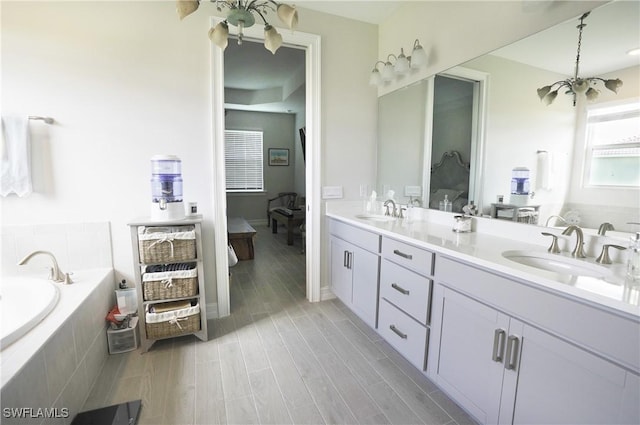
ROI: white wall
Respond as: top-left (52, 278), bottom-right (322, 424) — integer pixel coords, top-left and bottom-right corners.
top-left (1, 2), bottom-right (380, 302)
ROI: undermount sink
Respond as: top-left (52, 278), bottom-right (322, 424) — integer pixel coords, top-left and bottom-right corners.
top-left (502, 250), bottom-right (612, 278)
top-left (355, 213), bottom-right (395, 222)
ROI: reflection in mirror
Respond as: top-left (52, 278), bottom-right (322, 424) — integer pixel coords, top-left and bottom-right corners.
top-left (376, 0), bottom-right (639, 232)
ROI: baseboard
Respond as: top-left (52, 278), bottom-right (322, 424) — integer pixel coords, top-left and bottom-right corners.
top-left (247, 219), bottom-right (268, 227)
top-left (206, 302), bottom-right (219, 320)
top-left (320, 286), bottom-right (336, 301)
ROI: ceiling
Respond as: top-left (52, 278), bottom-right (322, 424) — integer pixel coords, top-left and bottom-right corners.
top-left (224, 1), bottom-right (640, 113)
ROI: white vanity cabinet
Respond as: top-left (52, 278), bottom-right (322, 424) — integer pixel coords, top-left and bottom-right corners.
top-left (329, 219), bottom-right (381, 328)
top-left (430, 256), bottom-right (640, 425)
top-left (377, 237), bottom-right (434, 370)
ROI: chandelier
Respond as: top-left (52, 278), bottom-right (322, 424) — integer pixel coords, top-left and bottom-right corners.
top-left (537, 12), bottom-right (622, 106)
top-left (177, 0), bottom-right (298, 54)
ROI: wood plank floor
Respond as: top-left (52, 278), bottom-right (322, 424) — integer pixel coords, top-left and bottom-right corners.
top-left (84, 225), bottom-right (475, 425)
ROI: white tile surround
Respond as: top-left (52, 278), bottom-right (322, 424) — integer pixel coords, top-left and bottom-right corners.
top-left (1, 223), bottom-right (115, 425)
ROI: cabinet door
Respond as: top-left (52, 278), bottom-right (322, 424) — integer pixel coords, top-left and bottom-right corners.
top-left (351, 244), bottom-right (379, 328)
top-left (432, 286), bottom-right (507, 424)
top-left (330, 236), bottom-right (353, 304)
top-left (502, 321), bottom-right (640, 425)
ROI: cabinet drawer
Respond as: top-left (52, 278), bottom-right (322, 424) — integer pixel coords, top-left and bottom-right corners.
top-left (378, 299), bottom-right (429, 370)
top-left (380, 259), bottom-right (431, 325)
top-left (382, 237), bottom-right (434, 276)
top-left (330, 219), bottom-right (380, 253)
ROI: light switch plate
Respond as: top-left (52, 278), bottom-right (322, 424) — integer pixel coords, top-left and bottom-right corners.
top-left (322, 186), bottom-right (343, 199)
top-left (405, 185), bottom-right (422, 196)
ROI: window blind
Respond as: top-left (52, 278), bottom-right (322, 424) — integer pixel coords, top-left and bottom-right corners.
top-left (225, 130), bottom-right (264, 192)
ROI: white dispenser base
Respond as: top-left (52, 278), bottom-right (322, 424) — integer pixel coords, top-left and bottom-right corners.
top-left (150, 201), bottom-right (185, 221)
top-left (510, 194), bottom-right (529, 206)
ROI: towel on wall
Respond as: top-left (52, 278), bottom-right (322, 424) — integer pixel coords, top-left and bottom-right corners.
top-left (1, 116), bottom-right (32, 197)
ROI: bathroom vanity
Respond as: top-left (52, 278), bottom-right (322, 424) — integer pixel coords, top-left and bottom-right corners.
top-left (326, 203), bottom-right (639, 425)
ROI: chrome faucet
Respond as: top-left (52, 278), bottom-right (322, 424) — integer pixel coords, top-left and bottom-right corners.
top-left (545, 215), bottom-right (568, 227)
top-left (18, 250), bottom-right (72, 284)
top-left (561, 225), bottom-right (587, 258)
top-left (383, 199), bottom-right (397, 217)
top-left (597, 222), bottom-right (615, 236)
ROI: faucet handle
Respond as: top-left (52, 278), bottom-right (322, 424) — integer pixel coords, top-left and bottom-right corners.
top-left (596, 244), bottom-right (626, 265)
top-left (384, 205), bottom-right (391, 216)
top-left (63, 272), bottom-right (74, 285)
top-left (541, 232), bottom-right (561, 254)
top-left (399, 207), bottom-right (406, 219)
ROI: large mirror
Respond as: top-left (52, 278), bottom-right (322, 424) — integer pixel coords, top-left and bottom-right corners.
top-left (377, 0), bottom-right (639, 232)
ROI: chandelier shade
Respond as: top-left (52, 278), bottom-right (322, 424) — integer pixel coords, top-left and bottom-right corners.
top-left (177, 0), bottom-right (298, 54)
top-left (537, 12), bottom-right (623, 106)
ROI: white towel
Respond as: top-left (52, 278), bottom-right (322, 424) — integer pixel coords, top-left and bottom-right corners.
top-left (535, 150), bottom-right (552, 191)
top-left (1, 116), bottom-right (32, 197)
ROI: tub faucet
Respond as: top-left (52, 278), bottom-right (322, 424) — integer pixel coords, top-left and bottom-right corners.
top-left (561, 225), bottom-right (587, 258)
top-left (18, 250), bottom-right (72, 284)
top-left (545, 215), bottom-right (568, 227)
top-left (597, 222), bottom-right (615, 236)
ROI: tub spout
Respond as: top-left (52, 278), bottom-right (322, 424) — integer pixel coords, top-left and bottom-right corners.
top-left (17, 250), bottom-right (71, 283)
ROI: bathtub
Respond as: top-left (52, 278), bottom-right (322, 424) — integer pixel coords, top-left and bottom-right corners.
top-left (1, 268), bottom-right (114, 390)
top-left (1, 277), bottom-right (60, 349)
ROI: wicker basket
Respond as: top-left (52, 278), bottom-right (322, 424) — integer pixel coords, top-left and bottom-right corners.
top-left (145, 300), bottom-right (200, 339)
top-left (138, 226), bottom-right (196, 263)
top-left (142, 263), bottom-right (198, 301)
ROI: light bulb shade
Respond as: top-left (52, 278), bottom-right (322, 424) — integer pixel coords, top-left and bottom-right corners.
top-left (209, 21), bottom-right (229, 50)
top-left (369, 69), bottom-right (382, 86)
top-left (277, 4), bottom-right (298, 30)
top-left (537, 86), bottom-right (552, 100)
top-left (395, 50), bottom-right (410, 75)
top-left (604, 78), bottom-right (623, 93)
top-left (572, 79), bottom-right (589, 94)
top-left (176, 0), bottom-right (199, 20)
top-left (264, 25), bottom-right (283, 54)
top-left (585, 87), bottom-right (600, 101)
top-left (410, 44), bottom-right (427, 68)
top-left (543, 90), bottom-right (558, 106)
top-left (382, 62), bottom-right (394, 82)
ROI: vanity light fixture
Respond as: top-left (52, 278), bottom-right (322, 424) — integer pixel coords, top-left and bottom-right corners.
top-left (370, 39), bottom-right (428, 86)
top-left (176, 0), bottom-right (298, 54)
top-left (537, 12), bottom-right (623, 106)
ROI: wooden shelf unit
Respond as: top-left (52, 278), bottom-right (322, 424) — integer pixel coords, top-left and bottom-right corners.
top-left (128, 216), bottom-right (208, 353)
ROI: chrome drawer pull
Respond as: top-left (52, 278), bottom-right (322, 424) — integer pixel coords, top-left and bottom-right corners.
top-left (492, 329), bottom-right (506, 363)
top-left (389, 325), bottom-right (407, 339)
top-left (505, 335), bottom-right (520, 371)
top-left (391, 283), bottom-right (410, 295)
top-left (393, 249), bottom-right (413, 260)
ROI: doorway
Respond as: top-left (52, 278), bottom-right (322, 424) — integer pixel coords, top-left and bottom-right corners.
top-left (210, 18), bottom-right (322, 317)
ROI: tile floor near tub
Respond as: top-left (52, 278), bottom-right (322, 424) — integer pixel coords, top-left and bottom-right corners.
top-left (83, 225), bottom-right (475, 425)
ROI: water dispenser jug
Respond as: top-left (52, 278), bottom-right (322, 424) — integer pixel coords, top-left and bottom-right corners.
top-left (510, 167), bottom-right (530, 206)
top-left (150, 155), bottom-right (185, 220)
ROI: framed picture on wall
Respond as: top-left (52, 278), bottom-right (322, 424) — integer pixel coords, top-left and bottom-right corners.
top-left (268, 148), bottom-right (289, 166)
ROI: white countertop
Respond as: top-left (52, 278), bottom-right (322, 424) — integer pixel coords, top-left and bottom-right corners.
top-left (326, 202), bottom-right (640, 319)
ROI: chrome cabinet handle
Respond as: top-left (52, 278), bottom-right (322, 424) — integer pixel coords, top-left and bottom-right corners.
top-left (492, 329), bottom-right (506, 363)
top-left (391, 283), bottom-right (410, 295)
top-left (505, 335), bottom-right (520, 371)
top-left (393, 249), bottom-right (413, 260)
top-left (347, 252), bottom-right (353, 269)
top-left (343, 250), bottom-right (348, 268)
top-left (389, 325), bottom-right (407, 339)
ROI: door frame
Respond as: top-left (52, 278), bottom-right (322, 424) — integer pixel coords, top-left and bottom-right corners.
top-left (210, 17), bottom-right (322, 317)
